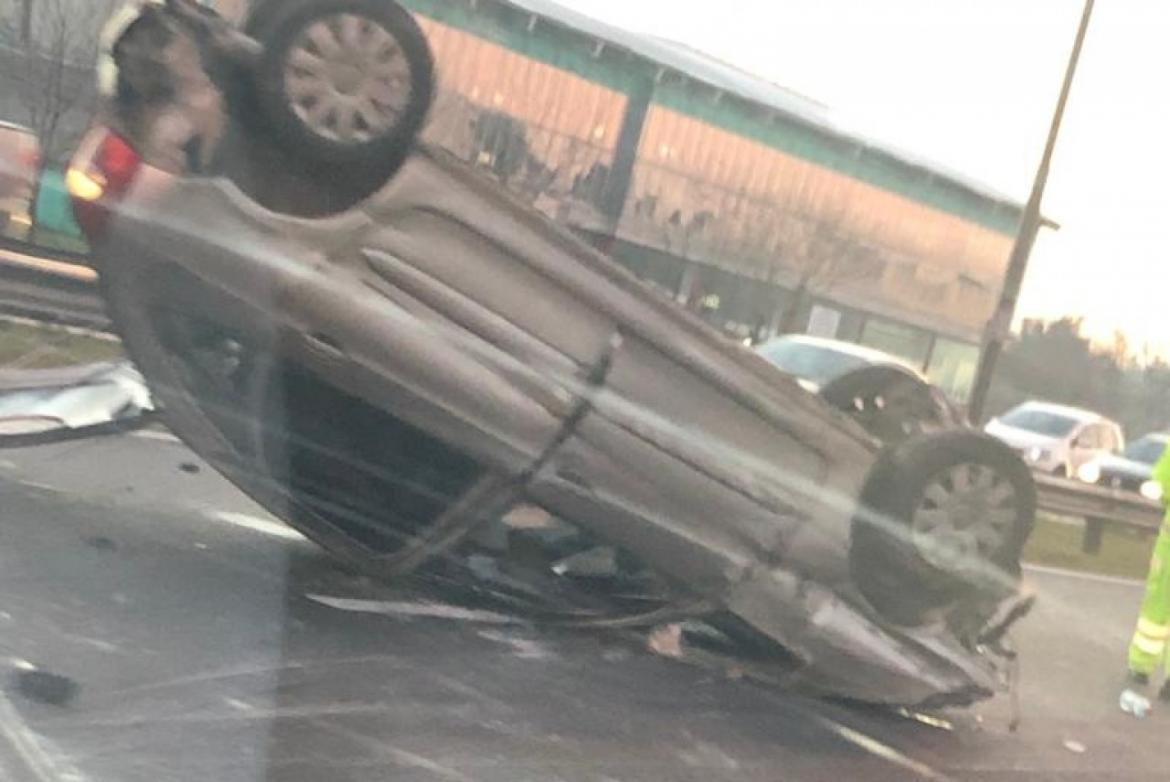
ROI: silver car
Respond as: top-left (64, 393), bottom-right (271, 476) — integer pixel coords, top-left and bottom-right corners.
top-left (69, 0), bottom-right (1036, 707)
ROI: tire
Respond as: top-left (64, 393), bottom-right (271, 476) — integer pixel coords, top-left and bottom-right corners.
top-left (251, 0), bottom-right (434, 175)
top-left (852, 430), bottom-right (1036, 625)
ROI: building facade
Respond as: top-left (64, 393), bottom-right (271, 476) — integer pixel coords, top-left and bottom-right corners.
top-left (401, 0), bottom-right (1025, 401)
top-left (0, 0), bottom-right (1025, 400)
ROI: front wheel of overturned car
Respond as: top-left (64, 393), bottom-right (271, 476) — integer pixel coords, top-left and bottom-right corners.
top-left (252, 0), bottom-right (434, 178)
top-left (853, 431), bottom-right (1036, 626)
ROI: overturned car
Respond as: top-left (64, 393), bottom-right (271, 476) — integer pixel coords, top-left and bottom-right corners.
top-left (69, 0), bottom-right (1036, 707)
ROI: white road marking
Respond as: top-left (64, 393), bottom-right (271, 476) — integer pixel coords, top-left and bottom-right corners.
top-left (15, 480), bottom-right (60, 493)
top-left (129, 429), bottom-right (181, 444)
top-left (207, 511), bottom-right (306, 542)
top-left (306, 595), bottom-right (517, 625)
top-left (816, 717), bottom-right (954, 781)
top-left (1024, 563), bottom-right (1143, 587)
top-left (312, 720), bottom-right (480, 782)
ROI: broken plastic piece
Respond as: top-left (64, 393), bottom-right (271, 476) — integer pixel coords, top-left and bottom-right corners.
top-left (647, 624), bottom-right (684, 659)
top-left (1119, 688), bottom-right (1151, 719)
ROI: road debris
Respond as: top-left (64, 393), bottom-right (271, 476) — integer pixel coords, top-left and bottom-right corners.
top-left (1119, 688), bottom-right (1151, 719)
top-left (648, 624), bottom-right (684, 659)
top-left (10, 670), bottom-right (80, 707)
top-left (84, 536), bottom-right (117, 552)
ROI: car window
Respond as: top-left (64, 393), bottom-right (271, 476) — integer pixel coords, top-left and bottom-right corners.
top-left (1125, 436), bottom-right (1168, 465)
top-left (757, 340), bottom-right (870, 386)
top-left (1000, 407), bottom-right (1081, 438)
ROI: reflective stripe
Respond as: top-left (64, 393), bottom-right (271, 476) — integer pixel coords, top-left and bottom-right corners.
top-left (1138, 618), bottom-right (1170, 641)
top-left (1132, 634), bottom-right (1166, 657)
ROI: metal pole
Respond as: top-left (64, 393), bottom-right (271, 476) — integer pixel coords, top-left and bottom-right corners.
top-left (596, 72), bottom-right (654, 254)
top-left (968, 0), bottom-right (1095, 423)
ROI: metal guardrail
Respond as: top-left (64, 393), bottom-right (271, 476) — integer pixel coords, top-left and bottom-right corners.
top-left (1033, 472), bottom-right (1164, 554)
top-left (0, 244), bottom-right (108, 332)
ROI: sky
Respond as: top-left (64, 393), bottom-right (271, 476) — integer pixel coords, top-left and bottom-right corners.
top-left (557, 0), bottom-right (1169, 358)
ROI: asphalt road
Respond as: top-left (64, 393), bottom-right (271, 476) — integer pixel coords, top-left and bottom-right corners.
top-left (0, 433), bottom-right (1167, 781)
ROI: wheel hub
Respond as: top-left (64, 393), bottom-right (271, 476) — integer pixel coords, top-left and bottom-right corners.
top-left (329, 61), bottom-right (365, 95)
top-left (911, 462), bottom-right (1018, 574)
top-left (284, 13), bottom-right (410, 143)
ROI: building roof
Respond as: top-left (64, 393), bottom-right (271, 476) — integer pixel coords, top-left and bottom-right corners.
top-left (502, 0), bottom-right (1025, 215)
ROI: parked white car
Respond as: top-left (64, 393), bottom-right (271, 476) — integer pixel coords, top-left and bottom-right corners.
top-left (984, 401), bottom-right (1124, 477)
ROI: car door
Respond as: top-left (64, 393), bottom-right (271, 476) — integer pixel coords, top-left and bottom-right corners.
top-left (1105, 423), bottom-right (1125, 455)
top-left (1070, 424), bottom-right (1103, 471)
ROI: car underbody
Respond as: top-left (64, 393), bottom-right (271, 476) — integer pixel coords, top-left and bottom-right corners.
top-left (70, 0), bottom-right (1038, 708)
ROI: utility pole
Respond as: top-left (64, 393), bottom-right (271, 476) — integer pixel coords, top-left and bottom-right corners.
top-left (968, 0), bottom-right (1095, 423)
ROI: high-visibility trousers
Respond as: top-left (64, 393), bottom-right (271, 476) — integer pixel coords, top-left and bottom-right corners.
top-left (1129, 520), bottom-right (1170, 677)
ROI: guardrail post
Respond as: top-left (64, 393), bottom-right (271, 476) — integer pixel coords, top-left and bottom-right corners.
top-left (1082, 517), bottom-right (1105, 555)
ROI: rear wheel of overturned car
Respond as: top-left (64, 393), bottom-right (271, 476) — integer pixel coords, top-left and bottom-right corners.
top-left (252, 0), bottom-right (434, 179)
top-left (853, 431), bottom-right (1036, 626)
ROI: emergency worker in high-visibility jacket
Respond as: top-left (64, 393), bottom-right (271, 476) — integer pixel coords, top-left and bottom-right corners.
top-left (1121, 446), bottom-right (1170, 715)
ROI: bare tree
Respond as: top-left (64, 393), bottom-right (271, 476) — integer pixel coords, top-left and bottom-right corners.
top-left (12, 0), bottom-right (118, 161)
top-left (765, 182), bottom-right (883, 335)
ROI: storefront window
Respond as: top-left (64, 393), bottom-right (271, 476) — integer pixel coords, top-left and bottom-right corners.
top-left (926, 338), bottom-right (980, 403)
top-left (859, 317), bottom-right (932, 368)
